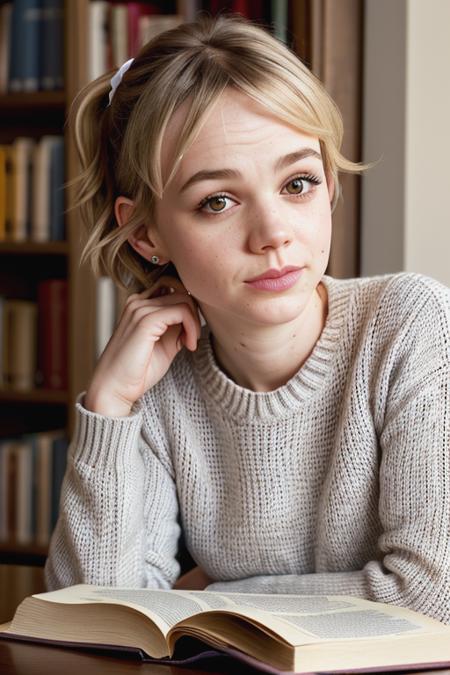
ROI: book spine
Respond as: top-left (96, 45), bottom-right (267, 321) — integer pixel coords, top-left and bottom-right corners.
top-left (49, 137), bottom-right (65, 241)
top-left (12, 137), bottom-right (35, 242)
top-left (37, 279), bottom-right (68, 390)
top-left (51, 435), bottom-right (68, 529)
top-left (40, 0), bottom-right (64, 90)
top-left (127, 2), bottom-right (158, 57)
top-left (32, 136), bottom-right (60, 242)
top-left (110, 4), bottom-right (128, 66)
top-left (89, 1), bottom-right (110, 80)
top-left (0, 295), bottom-right (4, 388)
top-left (0, 146), bottom-right (6, 240)
top-left (0, 440), bottom-right (14, 541)
top-left (8, 0), bottom-right (42, 92)
top-left (5, 145), bottom-right (15, 240)
top-left (5, 300), bottom-right (38, 390)
top-left (15, 441), bottom-right (33, 545)
top-left (0, 4), bottom-right (12, 94)
top-left (271, 0), bottom-right (288, 43)
top-left (36, 433), bottom-right (52, 546)
top-left (7, 442), bottom-right (17, 541)
top-left (7, 0), bottom-right (22, 92)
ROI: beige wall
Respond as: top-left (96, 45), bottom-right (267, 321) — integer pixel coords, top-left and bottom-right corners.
top-left (361, 0), bottom-right (450, 287)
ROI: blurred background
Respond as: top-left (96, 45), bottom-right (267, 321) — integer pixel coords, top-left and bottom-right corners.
top-left (0, 0), bottom-right (448, 617)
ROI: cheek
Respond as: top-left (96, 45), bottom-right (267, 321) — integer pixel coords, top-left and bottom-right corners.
top-left (167, 231), bottom-right (226, 290)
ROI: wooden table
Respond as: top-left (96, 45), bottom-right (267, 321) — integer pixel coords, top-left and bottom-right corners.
top-left (0, 640), bottom-right (250, 675)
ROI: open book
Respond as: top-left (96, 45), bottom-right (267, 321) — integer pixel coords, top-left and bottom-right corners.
top-left (1, 584), bottom-right (450, 673)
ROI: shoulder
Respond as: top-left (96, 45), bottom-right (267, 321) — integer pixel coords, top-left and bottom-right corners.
top-left (325, 272), bottom-right (450, 376)
top-left (355, 272), bottom-right (450, 383)
top-left (339, 271), bottom-right (450, 335)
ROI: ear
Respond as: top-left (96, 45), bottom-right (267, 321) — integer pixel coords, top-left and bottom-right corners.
top-left (115, 196), bottom-right (170, 264)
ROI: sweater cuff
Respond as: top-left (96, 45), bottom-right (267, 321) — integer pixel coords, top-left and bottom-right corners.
top-left (71, 391), bottom-right (143, 469)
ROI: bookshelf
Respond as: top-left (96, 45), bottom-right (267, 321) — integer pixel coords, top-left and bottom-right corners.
top-left (0, 0), bottom-right (363, 566)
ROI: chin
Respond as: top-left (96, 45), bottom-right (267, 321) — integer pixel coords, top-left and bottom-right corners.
top-left (242, 300), bottom-right (308, 327)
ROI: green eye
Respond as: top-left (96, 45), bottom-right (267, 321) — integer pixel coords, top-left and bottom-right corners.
top-left (286, 178), bottom-right (304, 194)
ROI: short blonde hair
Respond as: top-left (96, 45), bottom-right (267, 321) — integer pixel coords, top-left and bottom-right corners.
top-left (69, 13), bottom-right (370, 293)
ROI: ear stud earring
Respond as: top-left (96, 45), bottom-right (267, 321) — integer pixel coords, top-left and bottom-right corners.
top-left (151, 255), bottom-right (160, 264)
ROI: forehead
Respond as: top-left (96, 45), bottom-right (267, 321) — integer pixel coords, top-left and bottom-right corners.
top-left (161, 88), bottom-right (321, 183)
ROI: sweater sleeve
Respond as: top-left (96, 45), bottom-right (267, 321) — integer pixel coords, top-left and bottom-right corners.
top-left (44, 392), bottom-right (180, 591)
top-left (208, 278), bottom-right (450, 624)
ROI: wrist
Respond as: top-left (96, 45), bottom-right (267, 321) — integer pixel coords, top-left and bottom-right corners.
top-left (84, 388), bottom-right (133, 417)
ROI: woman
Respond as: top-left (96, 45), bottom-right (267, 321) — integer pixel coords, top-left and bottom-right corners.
top-left (45, 14), bottom-right (450, 624)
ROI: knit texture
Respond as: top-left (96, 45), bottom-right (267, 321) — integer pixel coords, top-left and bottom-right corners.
top-left (45, 272), bottom-right (450, 623)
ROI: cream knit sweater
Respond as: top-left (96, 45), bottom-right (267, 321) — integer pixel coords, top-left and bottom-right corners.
top-left (45, 272), bottom-right (450, 623)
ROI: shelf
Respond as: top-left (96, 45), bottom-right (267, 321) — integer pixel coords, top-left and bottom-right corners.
top-left (0, 388), bottom-right (69, 404)
top-left (0, 91), bottom-right (66, 113)
top-left (0, 241), bottom-right (69, 256)
top-left (0, 542), bottom-right (47, 567)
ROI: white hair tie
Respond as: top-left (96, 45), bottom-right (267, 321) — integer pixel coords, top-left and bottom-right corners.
top-left (107, 58), bottom-right (135, 107)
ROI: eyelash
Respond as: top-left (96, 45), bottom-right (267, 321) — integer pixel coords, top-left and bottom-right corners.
top-left (197, 173), bottom-right (323, 215)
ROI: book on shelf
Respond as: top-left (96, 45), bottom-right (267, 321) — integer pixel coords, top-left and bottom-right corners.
top-left (0, 430), bottom-right (68, 547)
top-left (0, 135), bottom-right (65, 243)
top-left (0, 4), bottom-right (12, 93)
top-left (31, 135), bottom-right (65, 243)
top-left (0, 279), bottom-right (67, 392)
top-left (1, 584), bottom-right (450, 673)
top-left (2, 300), bottom-right (38, 390)
top-left (89, 0), bottom-right (182, 79)
top-left (5, 0), bottom-right (64, 94)
top-left (37, 279), bottom-right (68, 390)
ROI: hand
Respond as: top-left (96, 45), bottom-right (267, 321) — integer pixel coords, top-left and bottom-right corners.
top-left (85, 276), bottom-right (202, 416)
top-left (173, 566), bottom-right (213, 591)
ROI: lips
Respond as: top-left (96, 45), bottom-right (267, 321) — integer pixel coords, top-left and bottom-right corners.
top-left (245, 266), bottom-right (303, 283)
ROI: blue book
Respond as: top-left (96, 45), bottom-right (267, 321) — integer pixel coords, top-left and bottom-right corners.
top-left (8, 0), bottom-right (43, 92)
top-left (41, 0), bottom-right (64, 90)
top-left (49, 137), bottom-right (65, 241)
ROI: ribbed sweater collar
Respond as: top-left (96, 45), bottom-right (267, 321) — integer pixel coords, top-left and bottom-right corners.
top-left (192, 275), bottom-right (353, 422)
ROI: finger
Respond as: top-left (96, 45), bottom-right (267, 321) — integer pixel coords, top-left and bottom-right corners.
top-left (127, 291), bottom-right (202, 339)
top-left (143, 275), bottom-right (189, 300)
top-left (133, 303), bottom-right (200, 352)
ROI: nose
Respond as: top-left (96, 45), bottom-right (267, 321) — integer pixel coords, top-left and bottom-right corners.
top-left (247, 202), bottom-right (294, 254)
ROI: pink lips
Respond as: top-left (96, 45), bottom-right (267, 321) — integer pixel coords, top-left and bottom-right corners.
top-left (245, 266), bottom-right (304, 292)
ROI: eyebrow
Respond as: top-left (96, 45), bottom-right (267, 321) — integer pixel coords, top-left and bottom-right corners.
top-left (180, 147), bottom-right (322, 193)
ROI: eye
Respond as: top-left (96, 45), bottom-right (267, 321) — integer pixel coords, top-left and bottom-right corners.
top-left (283, 173), bottom-right (322, 197)
top-left (198, 193), bottom-right (235, 215)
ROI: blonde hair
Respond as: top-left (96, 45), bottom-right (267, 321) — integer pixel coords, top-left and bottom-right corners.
top-left (69, 13), bottom-right (371, 293)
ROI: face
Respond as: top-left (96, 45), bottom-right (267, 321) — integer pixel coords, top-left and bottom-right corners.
top-left (147, 88), bottom-right (333, 330)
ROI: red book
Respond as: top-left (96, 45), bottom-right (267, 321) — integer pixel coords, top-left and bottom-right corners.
top-left (127, 2), bottom-right (158, 57)
top-left (37, 279), bottom-right (68, 390)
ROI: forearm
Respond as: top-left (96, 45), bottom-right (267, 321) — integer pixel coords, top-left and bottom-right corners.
top-left (207, 559), bottom-right (450, 624)
top-left (45, 395), bottom-right (147, 590)
top-left (207, 570), bottom-right (368, 597)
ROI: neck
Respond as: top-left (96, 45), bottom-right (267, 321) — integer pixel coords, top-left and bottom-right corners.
top-left (204, 283), bottom-right (328, 392)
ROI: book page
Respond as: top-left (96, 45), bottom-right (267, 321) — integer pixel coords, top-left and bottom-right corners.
top-left (33, 585), bottom-right (211, 635)
top-left (179, 592), bottom-right (450, 647)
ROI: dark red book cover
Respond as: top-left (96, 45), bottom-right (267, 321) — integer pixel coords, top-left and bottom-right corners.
top-left (37, 279), bottom-right (68, 390)
top-left (127, 2), bottom-right (159, 57)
